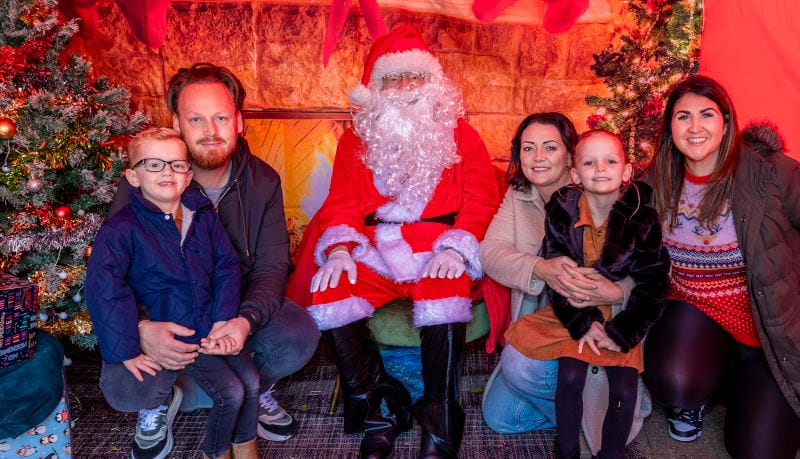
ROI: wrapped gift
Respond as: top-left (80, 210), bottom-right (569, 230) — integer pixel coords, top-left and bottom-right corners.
top-left (0, 272), bottom-right (39, 368)
top-left (0, 396), bottom-right (72, 458)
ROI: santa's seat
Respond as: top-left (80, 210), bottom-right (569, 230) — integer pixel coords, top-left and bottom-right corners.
top-left (327, 297), bottom-right (489, 414)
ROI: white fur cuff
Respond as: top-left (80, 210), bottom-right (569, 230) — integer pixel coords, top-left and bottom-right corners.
top-left (433, 229), bottom-right (482, 280)
top-left (413, 296), bottom-right (473, 327)
top-left (307, 296), bottom-right (374, 331)
top-left (314, 224), bottom-right (371, 267)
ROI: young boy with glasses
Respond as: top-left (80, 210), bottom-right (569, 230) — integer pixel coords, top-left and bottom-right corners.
top-left (86, 127), bottom-right (259, 459)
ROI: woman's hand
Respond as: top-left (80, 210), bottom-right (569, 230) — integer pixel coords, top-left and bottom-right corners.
top-left (559, 265), bottom-right (624, 307)
top-left (534, 256), bottom-right (579, 297)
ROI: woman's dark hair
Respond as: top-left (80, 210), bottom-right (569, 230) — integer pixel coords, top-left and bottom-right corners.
top-left (651, 75), bottom-right (739, 229)
top-left (166, 63), bottom-right (246, 115)
top-left (507, 112), bottom-right (578, 192)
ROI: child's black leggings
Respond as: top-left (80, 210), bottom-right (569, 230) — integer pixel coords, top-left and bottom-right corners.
top-left (644, 300), bottom-right (800, 459)
top-left (555, 357), bottom-right (638, 459)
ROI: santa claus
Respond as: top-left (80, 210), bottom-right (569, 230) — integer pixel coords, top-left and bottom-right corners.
top-left (307, 25), bottom-right (500, 459)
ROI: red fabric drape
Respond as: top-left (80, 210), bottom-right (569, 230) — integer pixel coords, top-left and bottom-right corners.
top-left (700, 0), bottom-right (800, 159)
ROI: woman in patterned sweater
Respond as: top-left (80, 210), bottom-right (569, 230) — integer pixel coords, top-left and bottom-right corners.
top-left (643, 75), bottom-right (800, 458)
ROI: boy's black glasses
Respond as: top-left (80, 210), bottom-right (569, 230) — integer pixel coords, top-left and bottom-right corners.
top-left (132, 158), bottom-right (192, 174)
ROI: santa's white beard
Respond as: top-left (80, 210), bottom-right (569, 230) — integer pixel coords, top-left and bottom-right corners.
top-left (353, 77), bottom-right (464, 209)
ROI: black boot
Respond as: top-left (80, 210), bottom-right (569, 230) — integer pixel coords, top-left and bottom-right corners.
top-left (360, 378), bottom-right (414, 459)
top-left (323, 320), bottom-right (412, 458)
top-left (415, 323), bottom-right (466, 459)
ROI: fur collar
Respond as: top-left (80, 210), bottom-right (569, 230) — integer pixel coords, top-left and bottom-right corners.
top-left (742, 121), bottom-right (785, 157)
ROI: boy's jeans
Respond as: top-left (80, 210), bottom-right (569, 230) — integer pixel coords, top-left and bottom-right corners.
top-left (101, 352), bottom-right (259, 457)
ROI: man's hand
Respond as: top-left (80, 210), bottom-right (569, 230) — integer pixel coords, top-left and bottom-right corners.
top-left (139, 321), bottom-right (199, 370)
top-left (123, 354), bottom-right (162, 382)
top-left (422, 249), bottom-right (466, 279)
top-left (201, 317), bottom-right (250, 355)
top-left (310, 250), bottom-right (357, 292)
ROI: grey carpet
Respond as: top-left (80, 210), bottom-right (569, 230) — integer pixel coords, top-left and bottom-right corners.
top-left (66, 339), bottom-right (645, 458)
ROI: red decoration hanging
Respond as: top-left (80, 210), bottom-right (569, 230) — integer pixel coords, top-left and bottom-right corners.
top-left (322, 0), bottom-right (387, 66)
top-left (471, 0), bottom-right (517, 22)
top-left (58, 0), bottom-right (170, 49)
top-left (471, 0), bottom-right (590, 34)
top-left (543, 0), bottom-right (590, 34)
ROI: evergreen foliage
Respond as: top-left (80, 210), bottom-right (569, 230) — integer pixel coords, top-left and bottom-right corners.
top-left (0, 0), bottom-right (148, 348)
top-left (585, 0), bottom-right (703, 164)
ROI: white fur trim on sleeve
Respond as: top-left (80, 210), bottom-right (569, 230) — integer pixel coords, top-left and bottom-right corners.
top-left (433, 229), bottom-right (482, 280)
top-left (314, 224), bottom-right (371, 267)
top-left (413, 296), bottom-right (473, 327)
top-left (307, 296), bottom-right (374, 331)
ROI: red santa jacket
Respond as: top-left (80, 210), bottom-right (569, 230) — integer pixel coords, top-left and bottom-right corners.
top-left (289, 118), bottom-right (499, 299)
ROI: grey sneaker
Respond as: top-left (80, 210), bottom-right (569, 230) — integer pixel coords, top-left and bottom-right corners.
top-left (132, 385), bottom-right (183, 459)
top-left (667, 405), bottom-right (704, 442)
top-left (256, 384), bottom-right (298, 441)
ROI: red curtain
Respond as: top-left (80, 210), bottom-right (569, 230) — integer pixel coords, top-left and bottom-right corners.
top-left (700, 0), bottom-right (800, 159)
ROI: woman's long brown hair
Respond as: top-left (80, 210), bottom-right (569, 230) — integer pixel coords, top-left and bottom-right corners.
top-left (651, 75), bottom-right (740, 230)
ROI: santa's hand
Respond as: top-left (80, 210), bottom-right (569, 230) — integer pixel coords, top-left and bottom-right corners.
top-left (310, 250), bottom-right (357, 292)
top-left (422, 249), bottom-right (466, 279)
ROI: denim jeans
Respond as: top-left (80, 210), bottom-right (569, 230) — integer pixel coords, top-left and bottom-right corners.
top-left (481, 344), bottom-right (558, 433)
top-left (247, 297), bottom-right (320, 389)
top-left (184, 353), bottom-right (259, 456)
top-left (100, 352), bottom-right (259, 457)
top-left (178, 298), bottom-right (321, 411)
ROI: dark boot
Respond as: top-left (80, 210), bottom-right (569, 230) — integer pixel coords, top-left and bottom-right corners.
top-left (415, 323), bottom-right (466, 459)
top-left (360, 378), bottom-right (414, 459)
top-left (323, 320), bottom-right (412, 458)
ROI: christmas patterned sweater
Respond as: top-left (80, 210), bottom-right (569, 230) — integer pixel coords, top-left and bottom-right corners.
top-left (662, 171), bottom-right (759, 346)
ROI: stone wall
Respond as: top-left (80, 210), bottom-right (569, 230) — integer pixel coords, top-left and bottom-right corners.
top-left (67, 1), bottom-right (614, 164)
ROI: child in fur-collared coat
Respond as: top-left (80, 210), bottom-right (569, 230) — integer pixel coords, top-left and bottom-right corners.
top-left (504, 130), bottom-right (671, 459)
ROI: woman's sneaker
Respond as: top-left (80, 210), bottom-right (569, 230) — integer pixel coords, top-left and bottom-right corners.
top-left (132, 385), bottom-right (183, 459)
top-left (667, 405), bottom-right (704, 442)
top-left (257, 385), bottom-right (298, 441)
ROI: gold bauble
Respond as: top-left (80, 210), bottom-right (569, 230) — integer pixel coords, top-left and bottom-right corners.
top-left (0, 118), bottom-right (16, 139)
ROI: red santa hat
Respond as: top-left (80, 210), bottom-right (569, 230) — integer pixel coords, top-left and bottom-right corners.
top-left (349, 25), bottom-right (444, 106)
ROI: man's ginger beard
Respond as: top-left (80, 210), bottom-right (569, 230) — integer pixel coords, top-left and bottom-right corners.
top-left (353, 76), bottom-right (464, 209)
top-left (188, 136), bottom-right (236, 170)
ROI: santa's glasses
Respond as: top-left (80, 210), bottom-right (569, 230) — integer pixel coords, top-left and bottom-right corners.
top-left (381, 72), bottom-right (430, 88)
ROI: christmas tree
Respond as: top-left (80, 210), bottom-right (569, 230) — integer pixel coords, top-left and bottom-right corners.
top-left (585, 0), bottom-right (703, 164)
top-left (0, 0), bottom-right (148, 349)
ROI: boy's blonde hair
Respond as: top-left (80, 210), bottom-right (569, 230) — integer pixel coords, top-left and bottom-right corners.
top-left (128, 127), bottom-right (185, 166)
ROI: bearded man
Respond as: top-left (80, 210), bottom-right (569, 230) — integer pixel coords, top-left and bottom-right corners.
top-left (307, 26), bottom-right (500, 459)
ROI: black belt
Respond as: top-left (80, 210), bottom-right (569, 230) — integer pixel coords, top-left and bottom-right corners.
top-left (364, 211), bottom-right (457, 227)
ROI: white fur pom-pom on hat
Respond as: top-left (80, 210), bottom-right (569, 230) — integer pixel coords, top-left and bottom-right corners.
top-left (348, 84), bottom-right (373, 107)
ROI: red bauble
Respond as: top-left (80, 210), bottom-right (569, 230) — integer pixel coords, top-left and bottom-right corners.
top-left (0, 117), bottom-right (16, 139)
top-left (55, 205), bottom-right (73, 220)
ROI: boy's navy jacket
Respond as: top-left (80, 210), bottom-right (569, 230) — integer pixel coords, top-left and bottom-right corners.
top-left (86, 186), bottom-right (241, 364)
top-left (542, 181), bottom-right (671, 352)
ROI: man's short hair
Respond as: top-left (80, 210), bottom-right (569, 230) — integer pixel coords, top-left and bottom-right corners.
top-left (166, 63), bottom-right (246, 114)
